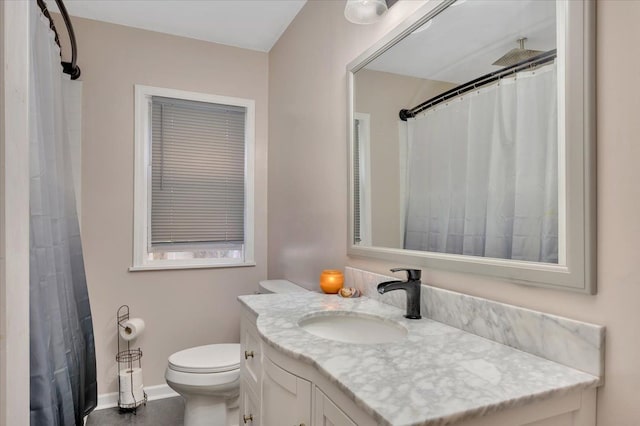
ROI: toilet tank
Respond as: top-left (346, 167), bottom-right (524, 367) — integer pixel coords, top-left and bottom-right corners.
top-left (258, 279), bottom-right (307, 294)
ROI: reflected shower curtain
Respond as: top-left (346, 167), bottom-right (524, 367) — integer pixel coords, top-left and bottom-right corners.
top-left (404, 64), bottom-right (558, 263)
top-left (29, 4), bottom-right (97, 425)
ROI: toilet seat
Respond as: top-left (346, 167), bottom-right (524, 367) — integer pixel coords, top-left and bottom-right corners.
top-left (165, 366), bottom-right (240, 388)
top-left (169, 343), bottom-right (240, 374)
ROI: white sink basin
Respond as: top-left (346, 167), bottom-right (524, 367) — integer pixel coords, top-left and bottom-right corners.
top-left (298, 312), bottom-right (408, 344)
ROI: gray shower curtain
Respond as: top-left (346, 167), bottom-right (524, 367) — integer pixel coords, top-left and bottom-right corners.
top-left (29, 3), bottom-right (97, 425)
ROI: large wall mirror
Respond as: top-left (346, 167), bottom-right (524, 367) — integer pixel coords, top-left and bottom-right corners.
top-left (347, 0), bottom-right (595, 293)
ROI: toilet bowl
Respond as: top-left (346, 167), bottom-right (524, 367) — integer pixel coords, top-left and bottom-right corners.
top-left (165, 344), bottom-right (240, 426)
top-left (166, 280), bottom-right (306, 426)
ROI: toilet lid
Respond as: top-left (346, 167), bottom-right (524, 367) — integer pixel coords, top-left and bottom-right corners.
top-left (168, 344), bottom-right (240, 374)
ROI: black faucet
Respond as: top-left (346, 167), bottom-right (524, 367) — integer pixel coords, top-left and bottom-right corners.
top-left (377, 268), bottom-right (422, 319)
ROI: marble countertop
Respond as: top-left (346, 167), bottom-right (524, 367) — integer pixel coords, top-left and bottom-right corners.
top-left (238, 292), bottom-right (599, 426)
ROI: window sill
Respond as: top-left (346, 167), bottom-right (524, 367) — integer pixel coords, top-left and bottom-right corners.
top-left (129, 262), bottom-right (256, 272)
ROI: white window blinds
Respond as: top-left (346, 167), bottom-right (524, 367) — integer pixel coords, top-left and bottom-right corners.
top-left (353, 119), bottom-right (361, 244)
top-left (150, 96), bottom-right (246, 247)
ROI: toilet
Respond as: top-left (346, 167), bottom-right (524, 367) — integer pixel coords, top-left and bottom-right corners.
top-left (165, 280), bottom-right (306, 426)
top-left (165, 343), bottom-right (240, 426)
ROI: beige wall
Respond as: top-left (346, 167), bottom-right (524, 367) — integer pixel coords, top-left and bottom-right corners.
top-left (55, 16), bottom-right (269, 394)
top-left (269, 0), bottom-right (640, 424)
top-left (355, 69), bottom-right (454, 248)
top-left (268, 0), bottom-right (429, 291)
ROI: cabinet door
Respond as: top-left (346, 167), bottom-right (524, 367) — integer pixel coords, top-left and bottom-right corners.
top-left (240, 379), bottom-right (261, 426)
top-left (261, 357), bottom-right (311, 426)
top-left (240, 314), bottom-right (261, 393)
top-left (314, 387), bottom-right (357, 426)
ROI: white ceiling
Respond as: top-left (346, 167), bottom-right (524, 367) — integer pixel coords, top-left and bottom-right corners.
top-left (48, 0), bottom-right (307, 52)
top-left (366, 0), bottom-right (557, 84)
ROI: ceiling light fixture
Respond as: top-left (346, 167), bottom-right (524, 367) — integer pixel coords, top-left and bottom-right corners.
top-left (344, 0), bottom-right (391, 25)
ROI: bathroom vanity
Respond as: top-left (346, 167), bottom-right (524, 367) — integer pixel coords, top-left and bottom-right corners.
top-left (236, 0), bottom-right (602, 422)
top-left (238, 287), bottom-right (602, 426)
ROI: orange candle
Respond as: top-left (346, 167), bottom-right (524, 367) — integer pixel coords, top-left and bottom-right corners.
top-left (319, 270), bottom-right (344, 294)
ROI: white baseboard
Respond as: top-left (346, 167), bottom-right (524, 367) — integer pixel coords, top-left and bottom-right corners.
top-left (95, 384), bottom-right (180, 411)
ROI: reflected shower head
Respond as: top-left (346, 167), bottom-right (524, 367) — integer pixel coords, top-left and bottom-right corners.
top-left (492, 38), bottom-right (544, 67)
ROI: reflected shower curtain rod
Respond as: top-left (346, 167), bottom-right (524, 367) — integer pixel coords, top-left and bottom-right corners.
top-left (399, 49), bottom-right (557, 121)
top-left (36, 0), bottom-right (81, 80)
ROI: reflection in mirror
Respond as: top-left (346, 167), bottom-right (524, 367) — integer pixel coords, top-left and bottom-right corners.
top-left (353, 0), bottom-right (561, 264)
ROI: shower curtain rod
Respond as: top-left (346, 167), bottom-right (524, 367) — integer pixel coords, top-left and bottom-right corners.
top-left (399, 49), bottom-right (557, 121)
top-left (36, 0), bottom-right (81, 80)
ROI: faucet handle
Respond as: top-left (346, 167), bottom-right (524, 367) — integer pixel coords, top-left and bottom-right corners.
top-left (390, 268), bottom-right (421, 281)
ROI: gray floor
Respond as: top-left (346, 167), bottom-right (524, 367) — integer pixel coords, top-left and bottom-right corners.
top-left (86, 397), bottom-right (185, 426)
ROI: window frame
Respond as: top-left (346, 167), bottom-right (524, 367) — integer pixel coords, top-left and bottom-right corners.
top-left (131, 85), bottom-right (255, 271)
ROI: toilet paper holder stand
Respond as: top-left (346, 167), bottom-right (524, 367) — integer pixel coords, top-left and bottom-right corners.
top-left (116, 305), bottom-right (148, 412)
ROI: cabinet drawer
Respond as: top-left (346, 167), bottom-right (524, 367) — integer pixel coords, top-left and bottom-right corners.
top-left (240, 314), bottom-right (261, 393)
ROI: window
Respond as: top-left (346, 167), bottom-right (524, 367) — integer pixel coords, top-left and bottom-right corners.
top-left (353, 113), bottom-right (371, 246)
top-left (132, 85), bottom-right (255, 270)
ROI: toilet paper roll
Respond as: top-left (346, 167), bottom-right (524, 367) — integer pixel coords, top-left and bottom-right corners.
top-left (119, 367), bottom-right (144, 406)
top-left (119, 318), bottom-right (145, 341)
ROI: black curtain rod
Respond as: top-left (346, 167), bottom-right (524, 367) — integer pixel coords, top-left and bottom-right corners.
top-left (399, 49), bottom-right (557, 121)
top-left (36, 0), bottom-right (81, 80)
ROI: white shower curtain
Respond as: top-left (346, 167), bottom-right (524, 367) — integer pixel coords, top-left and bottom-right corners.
top-left (29, 4), bottom-right (96, 425)
top-left (404, 63), bottom-right (558, 263)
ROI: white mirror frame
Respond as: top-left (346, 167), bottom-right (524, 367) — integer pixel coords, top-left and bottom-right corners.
top-left (347, 0), bottom-right (596, 293)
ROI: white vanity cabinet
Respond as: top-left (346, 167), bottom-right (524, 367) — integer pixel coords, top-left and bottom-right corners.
top-left (262, 356), bottom-right (311, 426)
top-left (240, 309), bottom-right (261, 425)
top-left (240, 307), bottom-right (364, 426)
top-left (241, 309), bottom-right (313, 426)
top-left (239, 304), bottom-right (596, 426)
